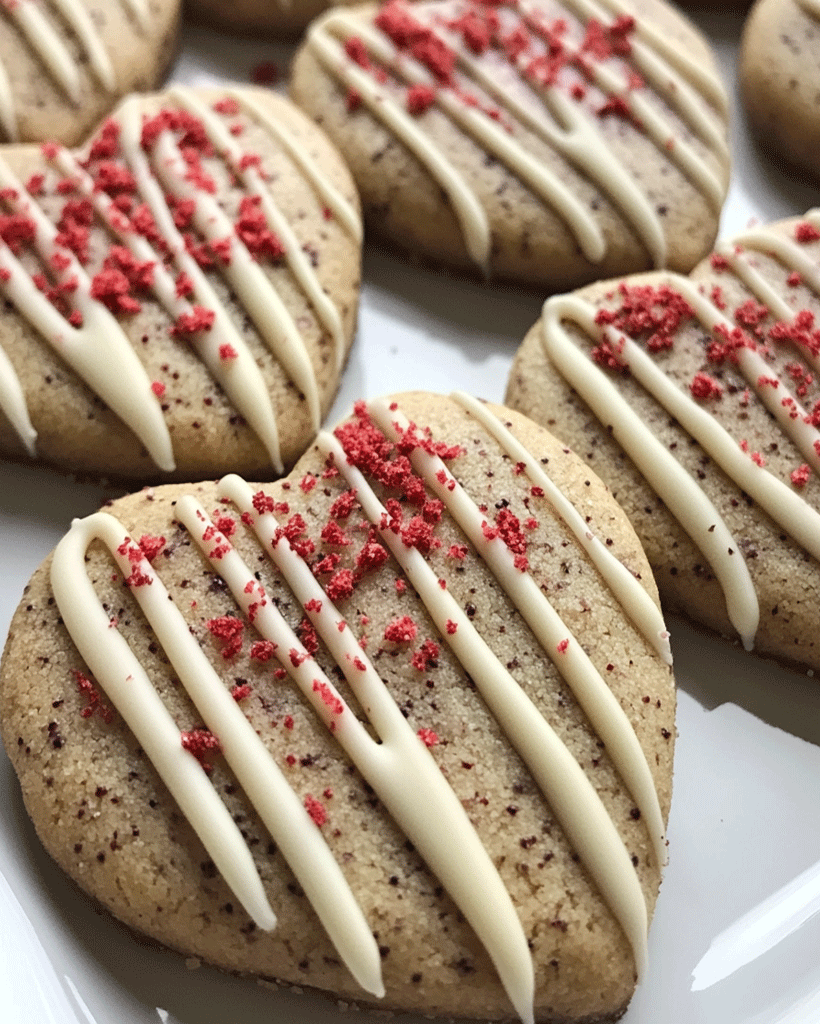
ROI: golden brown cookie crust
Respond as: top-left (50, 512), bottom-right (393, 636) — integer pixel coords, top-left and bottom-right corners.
top-left (0, 0), bottom-right (180, 146)
top-left (0, 86), bottom-right (362, 482)
top-left (506, 215), bottom-right (820, 671)
top-left (0, 393), bottom-right (675, 1022)
top-left (740, 0), bottom-right (820, 181)
top-left (289, 0), bottom-right (730, 289)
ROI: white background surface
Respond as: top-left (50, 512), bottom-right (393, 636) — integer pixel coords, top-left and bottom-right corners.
top-left (2, 7), bottom-right (820, 1024)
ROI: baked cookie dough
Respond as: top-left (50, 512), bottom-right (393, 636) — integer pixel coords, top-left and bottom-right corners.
top-left (186, 0), bottom-right (348, 38)
top-left (0, 0), bottom-right (180, 145)
top-left (740, 0), bottom-right (820, 180)
top-left (0, 392), bottom-right (675, 1023)
top-left (507, 212), bottom-right (820, 671)
top-left (290, 0), bottom-right (731, 289)
top-left (0, 86), bottom-right (362, 481)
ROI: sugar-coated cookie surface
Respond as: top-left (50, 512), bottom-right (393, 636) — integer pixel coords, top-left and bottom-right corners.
top-left (289, 0), bottom-right (730, 290)
top-left (0, 86), bottom-right (362, 481)
top-left (0, 392), bottom-right (675, 1023)
top-left (0, 0), bottom-right (180, 145)
top-left (507, 212), bottom-right (820, 671)
top-left (740, 0), bottom-right (820, 180)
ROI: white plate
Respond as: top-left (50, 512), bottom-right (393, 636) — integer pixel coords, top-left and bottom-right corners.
top-left (3, 8), bottom-right (820, 1024)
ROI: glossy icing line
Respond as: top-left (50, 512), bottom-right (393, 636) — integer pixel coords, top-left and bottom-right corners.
top-left (121, 0), bottom-right (151, 30)
top-left (51, 507), bottom-right (385, 999)
top-left (229, 88), bottom-right (363, 245)
top-left (369, 394), bottom-right (668, 873)
top-left (187, 478), bottom-right (536, 1024)
top-left (306, 0), bottom-right (726, 271)
top-left (151, 118), bottom-right (322, 432)
top-left (0, 88), bottom-right (344, 470)
top-left (306, 14), bottom-right (491, 271)
top-left (449, 390), bottom-right (672, 666)
top-left (168, 87), bottom-right (346, 376)
top-left (318, 423), bottom-right (651, 981)
top-left (541, 262), bottom-right (820, 646)
top-left (0, 341), bottom-right (36, 456)
top-left (0, 52), bottom-right (16, 141)
top-left (51, 100), bottom-right (285, 473)
top-left (591, 0), bottom-right (727, 115)
top-left (50, 512), bottom-right (278, 934)
top-left (0, 158), bottom-right (175, 470)
top-left (542, 292), bottom-right (759, 646)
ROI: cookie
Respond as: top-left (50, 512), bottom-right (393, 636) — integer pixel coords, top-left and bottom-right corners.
top-left (289, 0), bottom-right (730, 289)
top-left (0, 392), bottom-right (675, 1023)
top-left (186, 0), bottom-right (344, 38)
top-left (0, 85), bottom-right (362, 481)
top-left (0, 0), bottom-right (180, 145)
top-left (740, 0), bottom-right (820, 180)
top-left (506, 212), bottom-right (820, 672)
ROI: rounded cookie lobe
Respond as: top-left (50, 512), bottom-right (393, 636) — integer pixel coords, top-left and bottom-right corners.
top-left (740, 0), bottom-right (820, 181)
top-left (0, 0), bottom-right (180, 145)
top-left (0, 392), bottom-right (675, 1023)
top-left (290, 0), bottom-right (730, 288)
top-left (506, 212), bottom-right (820, 671)
top-left (0, 86), bottom-right (362, 481)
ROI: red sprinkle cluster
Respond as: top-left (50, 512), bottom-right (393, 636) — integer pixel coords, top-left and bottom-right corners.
top-left (181, 727), bottom-right (222, 772)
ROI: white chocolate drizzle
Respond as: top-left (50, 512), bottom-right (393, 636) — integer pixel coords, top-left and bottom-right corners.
top-left (0, 339), bottom-right (36, 455)
top-left (318, 420), bottom-right (652, 982)
top-left (0, 88), bottom-right (351, 472)
top-left (230, 89), bottom-right (362, 245)
top-left (183, 480), bottom-right (536, 1024)
top-left (449, 390), bottom-right (672, 665)
top-left (0, 0), bottom-right (117, 144)
top-left (369, 395), bottom-right (667, 872)
top-left (540, 251), bottom-right (820, 647)
top-left (168, 87), bottom-right (346, 377)
top-left (305, 0), bottom-right (727, 272)
top-left (0, 159), bottom-right (175, 470)
top-left (50, 509), bottom-right (385, 1000)
top-left (50, 513), bottom-right (278, 933)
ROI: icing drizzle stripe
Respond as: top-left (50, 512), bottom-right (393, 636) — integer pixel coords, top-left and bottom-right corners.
top-left (541, 292), bottom-right (759, 648)
top-left (541, 253), bottom-right (820, 646)
top-left (0, 159), bottom-right (175, 470)
top-left (450, 390), bottom-right (672, 666)
top-left (50, 513), bottom-right (278, 932)
top-left (231, 89), bottom-right (363, 245)
top-left (318, 423), bottom-right (652, 981)
top-left (52, 507), bottom-right (385, 999)
top-left (0, 89), bottom-right (350, 472)
top-left (369, 394), bottom-right (667, 873)
top-left (306, 0), bottom-right (727, 271)
top-left (211, 475), bottom-right (536, 1024)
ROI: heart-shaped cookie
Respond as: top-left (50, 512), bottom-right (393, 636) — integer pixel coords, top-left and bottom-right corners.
top-left (0, 392), bottom-right (675, 1023)
top-left (0, 0), bottom-right (180, 145)
top-left (290, 0), bottom-right (730, 288)
top-left (507, 212), bottom-right (820, 671)
top-left (0, 85), bottom-right (362, 480)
